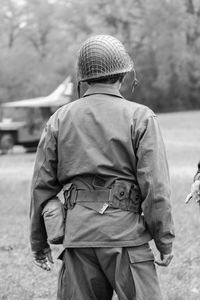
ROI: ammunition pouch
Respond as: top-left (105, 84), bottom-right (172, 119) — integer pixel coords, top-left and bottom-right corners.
top-left (63, 177), bottom-right (142, 214)
top-left (42, 197), bottom-right (65, 244)
top-left (109, 180), bottom-right (142, 213)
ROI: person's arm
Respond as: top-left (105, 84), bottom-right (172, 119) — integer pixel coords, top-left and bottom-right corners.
top-left (135, 112), bottom-right (175, 264)
top-left (30, 118), bottom-right (62, 269)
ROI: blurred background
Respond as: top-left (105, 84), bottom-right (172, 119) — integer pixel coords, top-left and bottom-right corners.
top-left (0, 0), bottom-right (200, 299)
top-left (0, 0), bottom-right (200, 111)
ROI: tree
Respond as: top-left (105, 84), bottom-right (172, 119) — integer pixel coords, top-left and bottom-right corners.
top-left (0, 0), bottom-right (199, 112)
top-left (0, 0), bottom-right (24, 48)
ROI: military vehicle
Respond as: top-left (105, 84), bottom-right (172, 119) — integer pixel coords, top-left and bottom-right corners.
top-left (0, 77), bottom-right (73, 154)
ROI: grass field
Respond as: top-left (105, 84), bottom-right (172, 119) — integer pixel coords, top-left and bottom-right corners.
top-left (0, 110), bottom-right (200, 300)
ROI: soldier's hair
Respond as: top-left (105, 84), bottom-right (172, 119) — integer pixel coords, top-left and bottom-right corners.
top-left (86, 73), bottom-right (126, 85)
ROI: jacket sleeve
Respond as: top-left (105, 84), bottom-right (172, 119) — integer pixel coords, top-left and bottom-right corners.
top-left (30, 119), bottom-right (62, 252)
top-left (135, 113), bottom-right (175, 254)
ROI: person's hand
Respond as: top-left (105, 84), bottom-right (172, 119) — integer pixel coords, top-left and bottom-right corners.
top-left (32, 247), bottom-right (54, 271)
top-left (155, 252), bottom-right (173, 267)
top-left (185, 180), bottom-right (200, 204)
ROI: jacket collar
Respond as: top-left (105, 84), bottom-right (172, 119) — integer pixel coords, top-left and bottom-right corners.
top-left (83, 83), bottom-right (124, 99)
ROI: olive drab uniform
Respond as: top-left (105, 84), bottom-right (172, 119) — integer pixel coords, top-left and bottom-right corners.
top-left (30, 34), bottom-right (175, 300)
top-left (30, 84), bottom-right (175, 300)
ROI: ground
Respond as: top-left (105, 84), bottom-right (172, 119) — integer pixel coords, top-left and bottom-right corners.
top-left (0, 110), bottom-right (200, 300)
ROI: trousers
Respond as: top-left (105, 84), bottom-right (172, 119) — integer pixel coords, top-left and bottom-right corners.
top-left (57, 244), bottom-right (162, 300)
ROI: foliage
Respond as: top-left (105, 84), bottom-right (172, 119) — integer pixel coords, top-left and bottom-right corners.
top-left (0, 0), bottom-right (200, 112)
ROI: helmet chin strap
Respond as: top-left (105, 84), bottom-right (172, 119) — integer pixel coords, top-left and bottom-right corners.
top-left (131, 69), bottom-right (138, 94)
top-left (78, 81), bottom-right (81, 98)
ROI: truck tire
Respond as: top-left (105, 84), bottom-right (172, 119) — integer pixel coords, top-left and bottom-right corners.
top-left (0, 134), bottom-right (14, 154)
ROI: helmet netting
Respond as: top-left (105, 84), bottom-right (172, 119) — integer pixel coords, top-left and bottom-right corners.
top-left (77, 35), bottom-right (134, 82)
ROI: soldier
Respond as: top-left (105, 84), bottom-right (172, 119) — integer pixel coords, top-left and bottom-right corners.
top-left (30, 35), bottom-right (175, 300)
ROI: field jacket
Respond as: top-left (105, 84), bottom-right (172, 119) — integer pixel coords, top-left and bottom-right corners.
top-left (30, 83), bottom-right (175, 254)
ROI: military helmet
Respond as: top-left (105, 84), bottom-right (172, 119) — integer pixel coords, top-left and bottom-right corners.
top-left (77, 35), bottom-right (134, 82)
